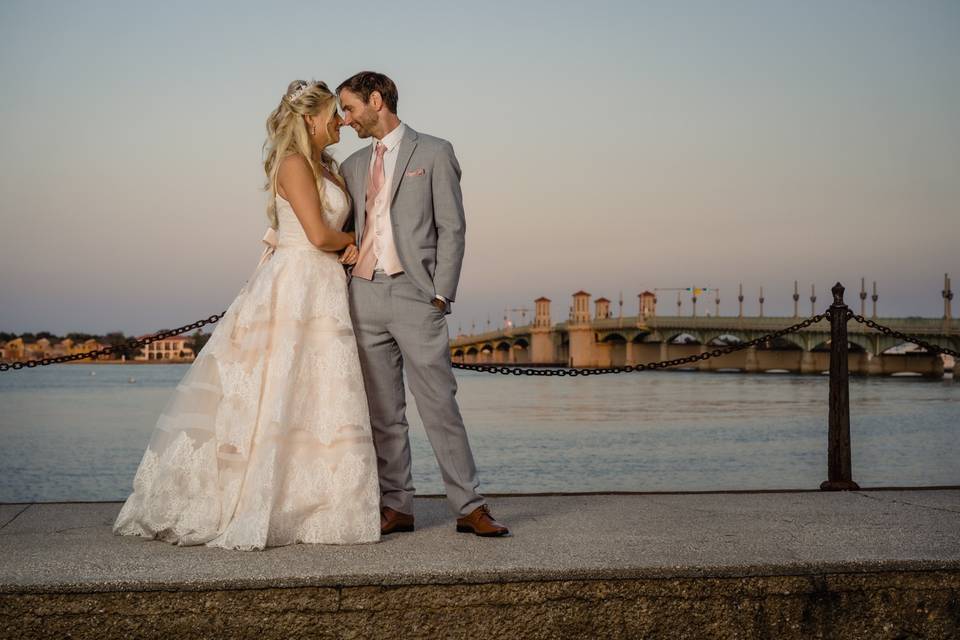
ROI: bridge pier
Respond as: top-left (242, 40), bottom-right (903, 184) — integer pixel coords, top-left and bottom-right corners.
top-left (876, 353), bottom-right (945, 378)
top-left (800, 350), bottom-right (820, 374)
top-left (697, 345), bottom-right (712, 371)
top-left (864, 352), bottom-right (883, 376)
top-left (567, 330), bottom-right (592, 367)
top-left (631, 342), bottom-right (659, 367)
top-left (847, 352), bottom-right (868, 376)
top-left (530, 332), bottom-right (553, 364)
top-left (744, 346), bottom-right (760, 373)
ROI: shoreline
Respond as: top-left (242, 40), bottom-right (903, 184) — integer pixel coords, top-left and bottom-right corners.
top-left (1, 360), bottom-right (954, 377)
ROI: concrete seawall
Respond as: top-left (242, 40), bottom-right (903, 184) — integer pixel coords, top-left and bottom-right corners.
top-left (2, 491), bottom-right (959, 639)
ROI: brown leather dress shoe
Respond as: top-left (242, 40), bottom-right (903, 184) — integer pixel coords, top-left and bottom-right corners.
top-left (381, 507), bottom-right (415, 535)
top-left (455, 504), bottom-right (510, 537)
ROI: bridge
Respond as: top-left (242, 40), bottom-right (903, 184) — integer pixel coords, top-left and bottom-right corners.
top-left (451, 279), bottom-right (958, 377)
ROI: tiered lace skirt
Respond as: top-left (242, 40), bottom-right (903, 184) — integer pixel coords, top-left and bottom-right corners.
top-left (112, 246), bottom-right (381, 550)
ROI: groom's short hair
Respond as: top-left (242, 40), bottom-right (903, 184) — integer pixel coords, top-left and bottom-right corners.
top-left (337, 72), bottom-right (399, 114)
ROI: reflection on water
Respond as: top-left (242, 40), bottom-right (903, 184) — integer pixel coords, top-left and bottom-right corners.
top-left (0, 365), bottom-right (956, 502)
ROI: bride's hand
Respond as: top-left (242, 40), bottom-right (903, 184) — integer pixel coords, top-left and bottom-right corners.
top-left (339, 243), bottom-right (359, 265)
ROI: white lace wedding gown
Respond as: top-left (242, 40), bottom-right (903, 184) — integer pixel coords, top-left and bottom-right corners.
top-left (113, 178), bottom-right (381, 550)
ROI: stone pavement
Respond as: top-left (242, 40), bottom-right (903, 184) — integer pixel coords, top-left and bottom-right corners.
top-left (1, 490), bottom-right (959, 639)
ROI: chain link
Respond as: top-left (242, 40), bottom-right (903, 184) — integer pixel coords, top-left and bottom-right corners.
top-left (451, 312), bottom-right (829, 376)
top-left (848, 312), bottom-right (960, 358)
top-left (0, 312), bottom-right (226, 372)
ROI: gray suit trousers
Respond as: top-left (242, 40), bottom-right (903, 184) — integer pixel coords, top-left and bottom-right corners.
top-left (348, 271), bottom-right (484, 517)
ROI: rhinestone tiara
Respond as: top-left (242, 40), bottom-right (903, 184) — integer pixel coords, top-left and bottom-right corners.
top-left (285, 80), bottom-right (326, 104)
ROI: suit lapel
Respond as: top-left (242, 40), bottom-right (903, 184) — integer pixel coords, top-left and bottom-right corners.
top-left (387, 126), bottom-right (419, 207)
top-left (355, 146), bottom-right (373, 245)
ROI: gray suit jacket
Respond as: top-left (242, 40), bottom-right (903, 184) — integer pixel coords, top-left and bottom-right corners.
top-left (342, 125), bottom-right (466, 308)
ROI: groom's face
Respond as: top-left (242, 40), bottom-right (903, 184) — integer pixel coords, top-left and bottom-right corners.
top-left (338, 89), bottom-right (379, 139)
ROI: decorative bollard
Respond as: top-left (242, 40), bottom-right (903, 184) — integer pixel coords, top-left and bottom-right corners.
top-left (821, 282), bottom-right (860, 491)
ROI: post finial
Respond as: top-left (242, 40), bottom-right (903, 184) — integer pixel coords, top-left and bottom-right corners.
top-left (831, 282), bottom-right (845, 305)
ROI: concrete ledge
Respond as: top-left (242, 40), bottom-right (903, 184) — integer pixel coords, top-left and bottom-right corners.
top-left (2, 491), bottom-right (959, 638)
top-left (4, 571), bottom-right (959, 639)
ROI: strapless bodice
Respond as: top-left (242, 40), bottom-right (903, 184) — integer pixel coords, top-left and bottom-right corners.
top-left (275, 178), bottom-right (351, 250)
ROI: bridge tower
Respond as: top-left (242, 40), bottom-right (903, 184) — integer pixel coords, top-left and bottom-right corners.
top-left (570, 291), bottom-right (591, 325)
top-left (531, 297), bottom-right (554, 363)
top-left (595, 297), bottom-right (611, 320)
top-left (639, 291), bottom-right (656, 321)
top-left (568, 291), bottom-right (595, 367)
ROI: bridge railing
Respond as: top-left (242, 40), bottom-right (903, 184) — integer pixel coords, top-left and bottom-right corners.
top-left (1, 282), bottom-right (957, 491)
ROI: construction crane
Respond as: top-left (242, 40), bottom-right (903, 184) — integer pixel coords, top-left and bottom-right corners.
top-left (653, 287), bottom-right (720, 317)
top-left (503, 307), bottom-right (531, 328)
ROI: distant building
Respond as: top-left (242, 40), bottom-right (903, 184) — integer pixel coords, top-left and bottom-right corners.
top-left (3, 337), bottom-right (110, 362)
top-left (64, 338), bottom-right (109, 361)
top-left (2, 338), bottom-right (25, 362)
top-left (28, 338), bottom-right (54, 360)
top-left (136, 335), bottom-right (195, 361)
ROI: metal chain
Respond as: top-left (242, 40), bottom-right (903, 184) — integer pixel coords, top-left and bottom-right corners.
top-left (451, 312), bottom-right (829, 376)
top-left (0, 312), bottom-right (226, 372)
top-left (848, 312), bottom-right (960, 358)
top-left (4, 308), bottom-right (953, 374)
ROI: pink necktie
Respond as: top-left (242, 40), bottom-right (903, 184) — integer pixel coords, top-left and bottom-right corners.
top-left (353, 142), bottom-right (386, 280)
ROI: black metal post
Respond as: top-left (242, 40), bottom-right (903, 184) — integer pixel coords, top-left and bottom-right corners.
top-left (821, 282), bottom-right (860, 491)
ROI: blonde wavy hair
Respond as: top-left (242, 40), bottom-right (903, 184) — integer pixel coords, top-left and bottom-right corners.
top-left (262, 80), bottom-right (346, 229)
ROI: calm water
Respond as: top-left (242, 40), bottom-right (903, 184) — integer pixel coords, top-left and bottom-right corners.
top-left (0, 364), bottom-right (957, 503)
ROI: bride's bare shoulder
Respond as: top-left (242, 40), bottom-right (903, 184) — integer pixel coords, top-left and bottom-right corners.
top-left (278, 153), bottom-right (311, 177)
top-left (277, 154), bottom-right (318, 198)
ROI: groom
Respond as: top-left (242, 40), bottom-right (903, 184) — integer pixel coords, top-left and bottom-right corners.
top-left (337, 71), bottom-right (509, 537)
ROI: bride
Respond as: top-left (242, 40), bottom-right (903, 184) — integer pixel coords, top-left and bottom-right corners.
top-left (112, 80), bottom-right (381, 550)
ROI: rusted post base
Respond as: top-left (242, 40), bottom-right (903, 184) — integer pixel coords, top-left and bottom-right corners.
top-left (820, 479), bottom-right (861, 491)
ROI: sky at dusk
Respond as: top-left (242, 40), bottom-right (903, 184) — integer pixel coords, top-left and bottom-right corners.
top-left (1, 0), bottom-right (958, 336)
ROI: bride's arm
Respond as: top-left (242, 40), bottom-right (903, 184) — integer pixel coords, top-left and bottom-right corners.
top-left (277, 154), bottom-right (355, 251)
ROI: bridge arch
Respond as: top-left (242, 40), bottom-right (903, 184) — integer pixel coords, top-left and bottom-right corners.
top-left (704, 333), bottom-right (743, 346)
top-left (511, 338), bottom-right (531, 364)
top-left (879, 340), bottom-right (934, 355)
top-left (810, 339), bottom-right (867, 353)
top-left (493, 341), bottom-right (512, 363)
top-left (757, 336), bottom-right (804, 351)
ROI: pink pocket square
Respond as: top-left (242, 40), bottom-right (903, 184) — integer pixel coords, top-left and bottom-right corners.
top-left (405, 168), bottom-right (425, 177)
